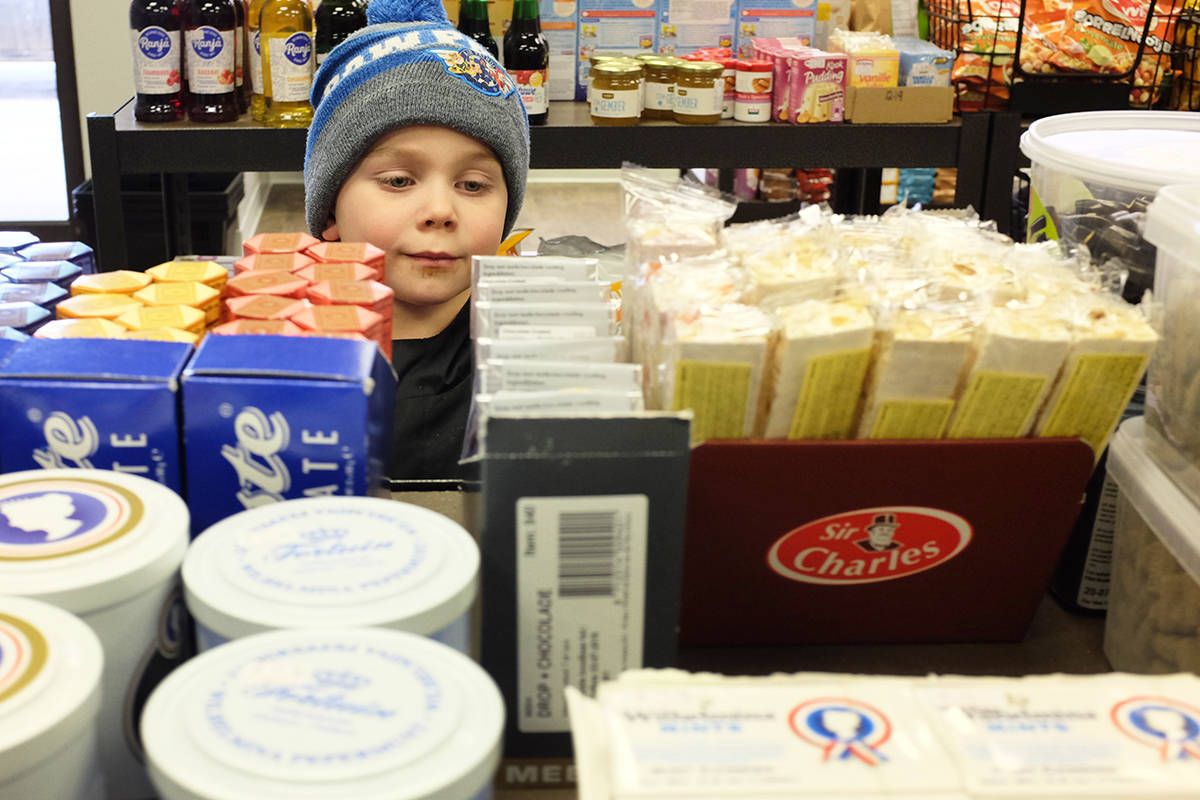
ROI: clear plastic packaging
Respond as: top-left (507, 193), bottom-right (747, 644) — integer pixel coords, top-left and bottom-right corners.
top-left (620, 163), bottom-right (737, 271)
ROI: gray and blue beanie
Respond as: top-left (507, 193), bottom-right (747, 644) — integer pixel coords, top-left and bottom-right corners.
top-left (304, 0), bottom-right (530, 238)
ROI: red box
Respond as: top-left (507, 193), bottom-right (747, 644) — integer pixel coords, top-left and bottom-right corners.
top-left (306, 279), bottom-right (392, 336)
top-left (291, 305), bottom-right (388, 359)
top-left (679, 437), bottom-right (1094, 646)
top-left (305, 241), bottom-right (385, 281)
top-left (223, 294), bottom-right (308, 323)
top-left (295, 262), bottom-right (378, 284)
top-left (233, 252), bottom-right (316, 275)
top-left (210, 319), bottom-right (306, 336)
top-left (225, 270), bottom-right (311, 300)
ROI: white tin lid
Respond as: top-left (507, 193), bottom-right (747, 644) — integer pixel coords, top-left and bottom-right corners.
top-left (183, 497), bottom-right (479, 641)
top-left (0, 594), bottom-right (103, 783)
top-left (0, 469), bottom-right (190, 614)
top-left (142, 627), bottom-right (503, 800)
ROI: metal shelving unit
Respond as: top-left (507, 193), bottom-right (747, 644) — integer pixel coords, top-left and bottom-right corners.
top-left (86, 99), bottom-right (998, 269)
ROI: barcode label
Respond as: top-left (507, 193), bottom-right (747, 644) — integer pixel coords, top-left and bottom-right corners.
top-left (558, 510), bottom-right (617, 597)
top-left (517, 494), bottom-right (648, 733)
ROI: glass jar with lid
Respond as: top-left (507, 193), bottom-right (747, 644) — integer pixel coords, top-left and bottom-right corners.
top-left (586, 53), bottom-right (625, 104)
top-left (641, 57), bottom-right (677, 120)
top-left (590, 61), bottom-right (643, 126)
top-left (673, 61), bottom-right (723, 124)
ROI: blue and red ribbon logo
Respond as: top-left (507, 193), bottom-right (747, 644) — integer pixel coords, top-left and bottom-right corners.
top-left (789, 697), bottom-right (892, 766)
top-left (1112, 696), bottom-right (1200, 762)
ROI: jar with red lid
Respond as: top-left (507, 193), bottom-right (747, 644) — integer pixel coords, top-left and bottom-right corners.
top-left (735, 59), bottom-right (773, 95)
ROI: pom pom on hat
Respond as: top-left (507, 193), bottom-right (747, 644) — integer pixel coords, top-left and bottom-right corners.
top-left (366, 0), bottom-right (450, 26)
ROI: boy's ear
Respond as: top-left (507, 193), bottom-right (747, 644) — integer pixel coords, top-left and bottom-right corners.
top-left (321, 219), bottom-right (340, 242)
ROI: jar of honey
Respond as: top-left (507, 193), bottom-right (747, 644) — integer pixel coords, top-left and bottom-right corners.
top-left (673, 61), bottom-right (723, 124)
top-left (586, 53), bottom-right (624, 104)
top-left (590, 61), bottom-right (643, 126)
top-left (641, 58), bottom-right (676, 120)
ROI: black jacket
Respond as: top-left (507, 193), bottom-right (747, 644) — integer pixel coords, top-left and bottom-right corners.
top-left (388, 301), bottom-right (478, 482)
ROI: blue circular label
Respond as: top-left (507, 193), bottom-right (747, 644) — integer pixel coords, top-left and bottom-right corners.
top-left (0, 478), bottom-right (141, 561)
top-left (191, 27), bottom-right (224, 60)
top-left (284, 32), bottom-right (312, 66)
top-left (138, 26), bottom-right (173, 60)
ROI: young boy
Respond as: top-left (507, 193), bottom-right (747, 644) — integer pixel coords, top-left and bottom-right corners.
top-left (303, 0), bottom-right (530, 482)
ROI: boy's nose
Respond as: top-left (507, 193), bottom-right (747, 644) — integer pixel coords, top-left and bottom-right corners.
top-left (419, 186), bottom-right (457, 229)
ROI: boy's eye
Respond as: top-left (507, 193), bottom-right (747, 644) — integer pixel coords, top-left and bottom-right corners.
top-left (459, 179), bottom-right (490, 193)
top-left (380, 176), bottom-right (414, 189)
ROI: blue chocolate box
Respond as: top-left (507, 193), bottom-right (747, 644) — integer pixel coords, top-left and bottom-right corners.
top-left (181, 335), bottom-right (395, 536)
top-left (0, 339), bottom-right (192, 492)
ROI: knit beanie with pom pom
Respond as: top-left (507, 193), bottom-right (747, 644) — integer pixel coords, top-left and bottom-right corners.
top-left (304, 0), bottom-right (530, 237)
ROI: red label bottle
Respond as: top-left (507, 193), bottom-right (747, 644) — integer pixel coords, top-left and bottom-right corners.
top-left (182, 0), bottom-right (239, 122)
top-left (129, 0), bottom-right (184, 122)
top-left (503, 0), bottom-right (549, 124)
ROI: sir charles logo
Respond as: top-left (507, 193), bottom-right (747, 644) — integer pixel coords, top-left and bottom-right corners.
top-left (1112, 696), bottom-right (1200, 761)
top-left (428, 47), bottom-right (515, 97)
top-left (766, 506), bottom-right (973, 585)
top-left (789, 697), bottom-right (892, 765)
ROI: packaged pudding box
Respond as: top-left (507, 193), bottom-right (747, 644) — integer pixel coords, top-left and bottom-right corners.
top-left (181, 334), bottom-right (396, 535)
top-left (0, 339), bottom-right (192, 493)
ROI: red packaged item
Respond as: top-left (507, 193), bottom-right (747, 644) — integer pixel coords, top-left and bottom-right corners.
top-left (210, 319), bottom-right (306, 336)
top-left (242, 232), bottom-right (322, 257)
top-left (291, 305), bottom-right (387, 359)
top-left (225, 269), bottom-right (311, 300)
top-left (304, 241), bottom-right (386, 281)
top-left (223, 294), bottom-right (309, 322)
top-left (233, 252), bottom-right (317, 275)
top-left (295, 261), bottom-right (377, 284)
top-left (305, 279), bottom-right (394, 358)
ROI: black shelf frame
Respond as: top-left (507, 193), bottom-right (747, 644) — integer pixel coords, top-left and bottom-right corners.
top-left (86, 99), bottom-right (999, 269)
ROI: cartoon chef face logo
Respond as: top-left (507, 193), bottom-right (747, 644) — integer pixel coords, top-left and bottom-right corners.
top-left (789, 697), bottom-right (891, 765)
top-left (428, 48), bottom-right (515, 98)
top-left (1112, 697), bottom-right (1200, 761)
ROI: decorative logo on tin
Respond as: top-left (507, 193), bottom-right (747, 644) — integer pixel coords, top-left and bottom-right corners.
top-left (138, 26), bottom-right (173, 60)
top-left (0, 612), bottom-right (49, 704)
top-left (789, 697), bottom-right (891, 765)
top-left (0, 477), bottom-right (143, 560)
top-left (428, 47), bottom-right (516, 98)
top-left (284, 32), bottom-right (312, 66)
top-left (191, 26), bottom-right (225, 60)
top-left (766, 506), bottom-right (973, 585)
top-left (1112, 696), bottom-right (1200, 761)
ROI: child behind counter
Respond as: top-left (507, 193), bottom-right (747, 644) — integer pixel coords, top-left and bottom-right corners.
top-left (303, 0), bottom-right (531, 481)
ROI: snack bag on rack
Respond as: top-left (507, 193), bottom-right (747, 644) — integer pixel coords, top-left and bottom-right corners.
top-left (620, 164), bottom-right (738, 270)
top-left (720, 208), bottom-right (843, 308)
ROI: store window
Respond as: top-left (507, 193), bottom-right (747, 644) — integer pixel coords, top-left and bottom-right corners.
top-left (0, 0), bottom-right (83, 238)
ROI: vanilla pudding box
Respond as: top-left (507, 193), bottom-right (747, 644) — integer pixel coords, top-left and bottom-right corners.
top-left (180, 334), bottom-right (396, 535)
top-left (0, 339), bottom-right (191, 492)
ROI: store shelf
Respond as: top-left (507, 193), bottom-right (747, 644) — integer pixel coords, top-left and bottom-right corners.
top-left (87, 99), bottom-right (995, 270)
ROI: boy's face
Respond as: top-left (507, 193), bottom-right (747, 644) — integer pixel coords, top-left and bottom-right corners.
top-left (323, 126), bottom-right (508, 311)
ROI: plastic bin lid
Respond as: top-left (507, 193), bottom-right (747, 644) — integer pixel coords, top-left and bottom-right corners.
top-left (0, 594), bottom-right (103, 784)
top-left (1020, 111), bottom-right (1200, 195)
top-left (0, 469), bottom-right (190, 614)
top-left (1107, 417), bottom-right (1200, 586)
top-left (141, 627), bottom-right (503, 799)
top-left (182, 496), bottom-right (479, 640)
top-left (1143, 183), bottom-right (1200, 256)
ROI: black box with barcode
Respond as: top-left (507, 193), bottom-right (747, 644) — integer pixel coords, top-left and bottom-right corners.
top-left (480, 414), bottom-right (691, 762)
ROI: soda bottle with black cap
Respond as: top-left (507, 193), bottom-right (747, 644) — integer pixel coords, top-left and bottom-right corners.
top-left (503, 0), bottom-right (548, 124)
top-left (129, 0), bottom-right (184, 122)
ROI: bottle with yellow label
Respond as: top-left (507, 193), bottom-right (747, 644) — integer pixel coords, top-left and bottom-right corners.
top-left (260, 0), bottom-right (315, 128)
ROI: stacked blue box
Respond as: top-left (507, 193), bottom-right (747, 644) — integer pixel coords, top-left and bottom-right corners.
top-left (0, 281), bottom-right (68, 312)
top-left (181, 334), bottom-right (396, 535)
top-left (0, 231), bottom-right (38, 255)
top-left (0, 260), bottom-right (82, 289)
top-left (19, 241), bottom-right (96, 275)
top-left (0, 339), bottom-right (192, 490)
top-left (899, 167), bottom-right (938, 206)
top-left (0, 327), bottom-right (29, 343)
top-left (0, 301), bottom-right (51, 335)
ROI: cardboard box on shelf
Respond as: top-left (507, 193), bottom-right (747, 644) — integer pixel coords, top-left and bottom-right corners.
top-left (576, 0), bottom-right (659, 99)
top-left (658, 0), bottom-right (735, 56)
top-left (735, 0), bottom-right (817, 57)
top-left (180, 334), bottom-right (396, 535)
top-left (0, 339), bottom-right (192, 492)
top-left (844, 84), bottom-right (954, 123)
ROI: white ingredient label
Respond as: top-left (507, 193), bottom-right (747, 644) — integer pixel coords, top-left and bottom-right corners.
top-left (1076, 472), bottom-right (1119, 610)
top-left (495, 324), bottom-right (599, 339)
top-left (591, 88), bottom-right (641, 117)
top-left (673, 84), bottom-right (721, 116)
top-left (268, 33), bottom-right (314, 102)
top-left (645, 80), bottom-right (674, 110)
top-left (517, 494), bottom-right (648, 733)
top-left (130, 27), bottom-right (181, 94)
top-left (251, 29), bottom-right (264, 94)
top-left (185, 27), bottom-right (235, 94)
